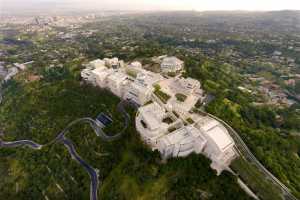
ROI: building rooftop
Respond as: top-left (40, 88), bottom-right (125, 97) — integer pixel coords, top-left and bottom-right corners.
top-left (139, 102), bottom-right (166, 131)
top-left (168, 77), bottom-right (201, 95)
top-left (166, 126), bottom-right (200, 145)
top-left (91, 66), bottom-right (108, 75)
top-left (162, 57), bottom-right (183, 65)
top-left (130, 61), bottom-right (142, 68)
top-left (199, 120), bottom-right (234, 152)
top-left (135, 70), bottom-right (163, 88)
top-left (96, 113), bottom-right (113, 127)
top-left (107, 71), bottom-right (128, 84)
top-left (89, 59), bottom-right (105, 69)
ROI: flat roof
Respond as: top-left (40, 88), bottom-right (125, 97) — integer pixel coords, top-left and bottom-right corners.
top-left (139, 103), bottom-right (165, 131)
top-left (163, 126), bottom-right (203, 146)
top-left (92, 66), bottom-right (108, 74)
top-left (162, 57), bottom-right (183, 64)
top-left (135, 71), bottom-right (163, 86)
top-left (90, 59), bottom-right (105, 67)
top-left (200, 120), bottom-right (219, 132)
top-left (143, 114), bottom-right (160, 130)
top-left (205, 125), bottom-right (234, 151)
top-left (107, 71), bottom-right (128, 83)
top-left (96, 113), bottom-right (113, 126)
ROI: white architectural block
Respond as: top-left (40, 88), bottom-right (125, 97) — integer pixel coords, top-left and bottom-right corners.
top-left (81, 57), bottom-right (237, 175)
top-left (161, 57), bottom-right (184, 73)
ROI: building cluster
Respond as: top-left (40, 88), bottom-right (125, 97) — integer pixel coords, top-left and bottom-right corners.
top-left (82, 57), bottom-right (163, 105)
top-left (245, 74), bottom-right (297, 107)
top-left (136, 101), bottom-right (237, 175)
top-left (81, 57), bottom-right (238, 175)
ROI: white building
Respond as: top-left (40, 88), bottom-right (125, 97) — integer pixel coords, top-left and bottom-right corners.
top-left (157, 77), bottom-right (205, 115)
top-left (91, 66), bottom-right (114, 88)
top-left (194, 116), bottom-right (237, 175)
top-left (129, 61), bottom-right (142, 68)
top-left (87, 59), bottom-right (106, 69)
top-left (161, 56), bottom-right (184, 73)
top-left (136, 102), bottom-right (182, 146)
top-left (157, 125), bottom-right (207, 158)
top-left (104, 57), bottom-right (124, 69)
top-left (105, 71), bottom-right (130, 98)
top-left (136, 102), bottom-right (167, 144)
top-left (81, 57), bottom-right (237, 175)
top-left (82, 59), bottom-right (128, 95)
top-left (124, 70), bottom-right (163, 105)
top-left (81, 68), bottom-right (94, 84)
top-left (136, 102), bottom-right (237, 175)
top-left (82, 58), bottom-right (204, 116)
top-left (87, 58), bottom-right (124, 70)
top-left (81, 59), bottom-right (107, 85)
top-left (82, 59), bottom-right (129, 98)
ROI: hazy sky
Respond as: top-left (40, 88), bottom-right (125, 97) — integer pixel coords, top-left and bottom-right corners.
top-left (1, 0), bottom-right (300, 12)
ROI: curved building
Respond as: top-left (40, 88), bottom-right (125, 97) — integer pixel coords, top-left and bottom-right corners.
top-left (136, 102), bottom-right (237, 175)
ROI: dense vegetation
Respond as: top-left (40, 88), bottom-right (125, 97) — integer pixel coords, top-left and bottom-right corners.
top-left (1, 11), bottom-right (300, 199)
top-left (186, 60), bottom-right (300, 197)
top-left (0, 66), bottom-right (252, 199)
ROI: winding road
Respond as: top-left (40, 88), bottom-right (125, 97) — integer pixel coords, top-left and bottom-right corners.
top-left (0, 139), bottom-right (42, 149)
top-left (0, 88), bottom-right (297, 200)
top-left (0, 100), bottom-right (130, 200)
top-left (61, 136), bottom-right (99, 200)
